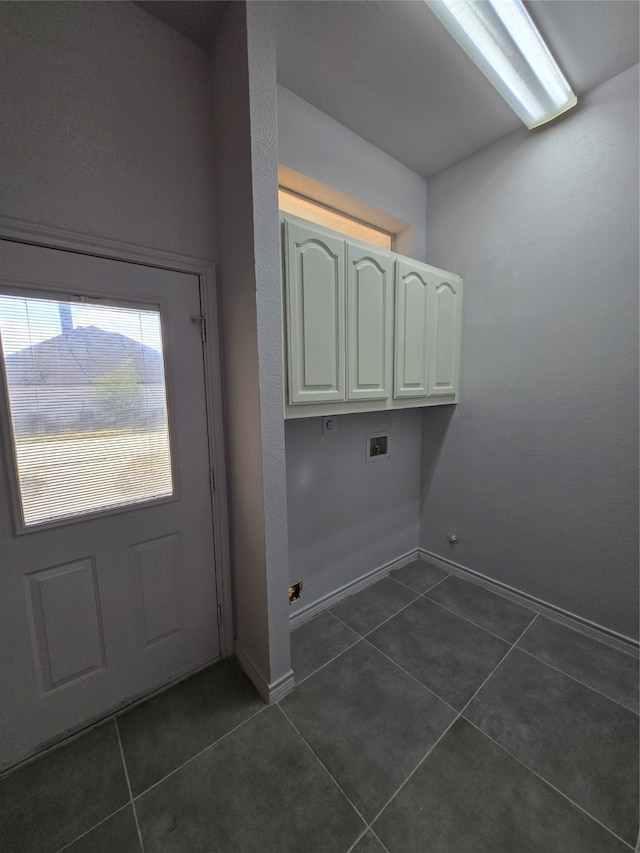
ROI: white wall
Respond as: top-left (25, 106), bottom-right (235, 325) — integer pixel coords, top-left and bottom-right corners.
top-left (277, 85), bottom-right (428, 261)
top-left (420, 66), bottom-right (639, 640)
top-left (286, 410), bottom-right (422, 612)
top-left (0, 1), bottom-right (216, 259)
top-left (211, 1), bottom-right (292, 697)
top-left (277, 87), bottom-right (427, 612)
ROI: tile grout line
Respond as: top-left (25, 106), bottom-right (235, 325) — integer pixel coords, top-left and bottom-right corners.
top-left (364, 608), bottom-right (537, 720)
top-left (366, 712), bottom-right (461, 831)
top-left (514, 646), bottom-right (640, 716)
top-left (420, 592), bottom-right (537, 646)
top-left (386, 570), bottom-right (450, 596)
top-left (54, 803), bottom-right (132, 853)
top-left (343, 826), bottom-right (393, 853)
top-left (462, 716), bottom-right (636, 851)
top-left (330, 608), bottom-right (362, 633)
top-left (294, 637), bottom-right (364, 687)
top-left (360, 636), bottom-right (459, 716)
top-left (331, 592), bottom-right (421, 640)
top-left (0, 709), bottom-right (119, 782)
top-left (362, 596), bottom-right (422, 638)
top-left (276, 704), bottom-right (370, 828)
top-left (457, 615), bottom-right (539, 718)
top-left (129, 703), bottom-right (269, 801)
top-left (115, 718), bottom-right (145, 853)
top-left (343, 828), bottom-right (371, 853)
top-left (329, 592), bottom-right (542, 841)
top-left (353, 619), bottom-right (542, 838)
top-left (458, 612), bottom-right (636, 849)
top-left (369, 826), bottom-right (393, 853)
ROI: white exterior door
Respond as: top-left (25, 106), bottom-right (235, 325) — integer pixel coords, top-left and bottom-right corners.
top-left (284, 219), bottom-right (345, 404)
top-left (0, 240), bottom-right (221, 770)
top-left (346, 242), bottom-right (394, 401)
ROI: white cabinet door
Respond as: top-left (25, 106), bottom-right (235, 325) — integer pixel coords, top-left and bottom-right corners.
top-left (428, 272), bottom-right (462, 397)
top-left (346, 242), bottom-right (394, 401)
top-left (394, 259), bottom-right (430, 398)
top-left (285, 219), bottom-right (345, 404)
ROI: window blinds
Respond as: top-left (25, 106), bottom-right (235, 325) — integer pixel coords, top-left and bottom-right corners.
top-left (0, 292), bottom-right (174, 528)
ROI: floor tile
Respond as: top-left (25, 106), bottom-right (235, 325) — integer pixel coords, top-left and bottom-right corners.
top-left (281, 641), bottom-right (456, 821)
top-left (373, 718), bottom-right (629, 853)
top-left (330, 577), bottom-right (417, 636)
top-left (517, 616), bottom-right (639, 713)
top-left (62, 806), bottom-right (141, 853)
top-left (0, 722), bottom-right (128, 853)
top-left (464, 649), bottom-right (639, 845)
top-left (351, 830), bottom-right (388, 853)
top-left (424, 575), bottom-right (534, 642)
top-left (368, 597), bottom-right (510, 709)
top-left (389, 559), bottom-right (448, 594)
top-left (117, 657), bottom-right (263, 795)
top-left (291, 610), bottom-right (360, 682)
top-left (135, 705), bottom-right (364, 853)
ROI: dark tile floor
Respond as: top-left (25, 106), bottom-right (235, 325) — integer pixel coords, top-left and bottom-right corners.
top-left (1, 560), bottom-right (638, 852)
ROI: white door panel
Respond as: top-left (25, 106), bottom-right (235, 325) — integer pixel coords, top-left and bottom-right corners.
top-left (0, 239), bottom-right (220, 769)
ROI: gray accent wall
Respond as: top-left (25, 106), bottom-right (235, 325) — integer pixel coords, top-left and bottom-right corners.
top-left (0, 2), bottom-right (217, 259)
top-left (211, 2), bottom-right (291, 693)
top-left (420, 66), bottom-right (639, 640)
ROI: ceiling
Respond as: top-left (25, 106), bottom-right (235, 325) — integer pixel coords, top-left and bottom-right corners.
top-left (137, 0), bottom-right (640, 178)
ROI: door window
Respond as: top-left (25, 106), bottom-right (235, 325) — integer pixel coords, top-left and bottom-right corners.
top-left (0, 291), bottom-right (174, 528)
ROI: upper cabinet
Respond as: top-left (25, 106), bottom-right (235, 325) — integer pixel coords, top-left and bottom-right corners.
top-left (395, 260), bottom-right (462, 399)
top-left (281, 214), bottom-right (462, 418)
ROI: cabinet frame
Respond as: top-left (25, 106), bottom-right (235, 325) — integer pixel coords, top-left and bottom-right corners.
top-left (281, 214), bottom-right (462, 419)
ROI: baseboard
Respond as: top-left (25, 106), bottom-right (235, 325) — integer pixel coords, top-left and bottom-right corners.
top-left (235, 643), bottom-right (296, 704)
top-left (289, 548), bottom-right (420, 630)
top-left (419, 549), bottom-right (639, 656)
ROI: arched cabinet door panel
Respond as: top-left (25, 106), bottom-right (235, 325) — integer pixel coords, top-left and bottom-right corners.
top-left (284, 219), bottom-right (345, 404)
top-left (346, 244), bottom-right (394, 401)
top-left (394, 260), bottom-right (430, 398)
top-left (428, 274), bottom-right (462, 398)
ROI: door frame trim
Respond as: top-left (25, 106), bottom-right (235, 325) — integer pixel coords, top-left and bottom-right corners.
top-left (0, 216), bottom-right (234, 659)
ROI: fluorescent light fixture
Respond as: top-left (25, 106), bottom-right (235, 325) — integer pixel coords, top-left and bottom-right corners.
top-left (427, 0), bottom-right (577, 128)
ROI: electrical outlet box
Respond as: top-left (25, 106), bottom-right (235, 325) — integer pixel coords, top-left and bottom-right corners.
top-left (322, 416), bottom-right (337, 434)
top-left (367, 433), bottom-right (389, 461)
top-left (288, 582), bottom-right (302, 604)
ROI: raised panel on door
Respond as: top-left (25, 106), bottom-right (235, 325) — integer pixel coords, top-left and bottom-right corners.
top-left (394, 260), bottom-right (430, 398)
top-left (346, 242), bottom-right (393, 401)
top-left (428, 273), bottom-right (462, 397)
top-left (284, 219), bottom-right (345, 404)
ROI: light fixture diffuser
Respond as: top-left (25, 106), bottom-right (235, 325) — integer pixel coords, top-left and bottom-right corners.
top-left (427, 0), bottom-right (577, 128)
